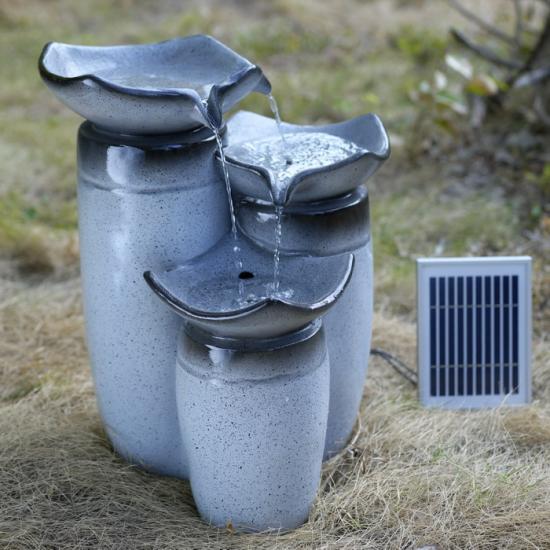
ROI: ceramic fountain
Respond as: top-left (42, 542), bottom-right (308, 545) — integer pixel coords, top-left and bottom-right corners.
top-left (39, 34), bottom-right (389, 532)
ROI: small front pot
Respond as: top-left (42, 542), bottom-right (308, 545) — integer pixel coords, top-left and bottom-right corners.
top-left (176, 326), bottom-right (330, 532)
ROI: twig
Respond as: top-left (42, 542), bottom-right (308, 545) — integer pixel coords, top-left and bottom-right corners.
top-left (512, 0), bottom-right (524, 51)
top-left (448, 0), bottom-right (517, 46)
top-left (370, 348), bottom-right (418, 386)
top-left (513, 66), bottom-right (550, 87)
top-left (450, 28), bottom-right (523, 69)
top-left (520, 13), bottom-right (550, 70)
top-left (507, 14), bottom-right (550, 86)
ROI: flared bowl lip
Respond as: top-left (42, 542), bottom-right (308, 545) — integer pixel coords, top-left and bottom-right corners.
top-left (143, 252), bottom-right (354, 322)
top-left (38, 35), bottom-right (268, 101)
top-left (223, 111), bottom-right (391, 205)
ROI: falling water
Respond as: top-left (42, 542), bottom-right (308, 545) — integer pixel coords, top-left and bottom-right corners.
top-left (213, 129), bottom-right (246, 298)
top-left (272, 205), bottom-right (284, 293)
top-left (206, 93), bottom-right (363, 301)
top-left (268, 93), bottom-right (290, 154)
top-left (267, 93), bottom-right (292, 294)
top-left (206, 94), bottom-right (294, 298)
top-left (212, 130), bottom-right (238, 240)
top-left (203, 98), bottom-right (244, 298)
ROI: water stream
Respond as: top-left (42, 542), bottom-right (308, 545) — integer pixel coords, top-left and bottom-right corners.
top-left (202, 98), bottom-right (245, 299)
top-left (212, 130), bottom-right (237, 240)
top-left (268, 93), bottom-right (290, 157)
top-left (205, 93), bottom-right (292, 302)
top-left (272, 205), bottom-right (284, 293)
top-left (267, 94), bottom-right (290, 294)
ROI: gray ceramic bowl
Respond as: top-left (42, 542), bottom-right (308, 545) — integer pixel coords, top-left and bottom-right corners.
top-left (39, 36), bottom-right (271, 135)
top-left (144, 235), bottom-right (353, 349)
top-left (222, 111), bottom-right (390, 205)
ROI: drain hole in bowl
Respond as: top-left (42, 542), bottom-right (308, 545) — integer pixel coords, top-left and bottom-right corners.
top-left (239, 271), bottom-right (254, 280)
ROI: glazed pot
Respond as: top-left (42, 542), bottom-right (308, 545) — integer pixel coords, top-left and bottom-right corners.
top-left (143, 233), bottom-right (354, 346)
top-left (236, 188), bottom-right (373, 458)
top-left (77, 123), bottom-right (230, 477)
top-left (39, 36), bottom-right (270, 134)
top-left (223, 111), bottom-right (389, 205)
top-left (176, 326), bottom-right (330, 532)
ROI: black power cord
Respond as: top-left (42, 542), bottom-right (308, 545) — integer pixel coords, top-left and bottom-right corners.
top-left (370, 348), bottom-right (418, 386)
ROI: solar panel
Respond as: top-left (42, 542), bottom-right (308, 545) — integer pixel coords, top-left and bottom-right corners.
top-left (417, 257), bottom-right (532, 408)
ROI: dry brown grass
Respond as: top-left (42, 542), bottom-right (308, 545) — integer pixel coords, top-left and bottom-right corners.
top-left (1, 277), bottom-right (549, 550)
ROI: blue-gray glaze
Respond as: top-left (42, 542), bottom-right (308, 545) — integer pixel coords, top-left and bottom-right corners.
top-left (223, 110), bottom-right (390, 204)
top-left (78, 122), bottom-right (230, 477)
top-left (236, 189), bottom-right (374, 459)
top-left (144, 234), bottom-right (354, 343)
top-left (39, 36), bottom-right (271, 134)
top-left (176, 327), bottom-right (330, 532)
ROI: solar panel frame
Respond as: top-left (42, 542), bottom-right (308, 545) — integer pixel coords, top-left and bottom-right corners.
top-left (417, 257), bottom-right (532, 409)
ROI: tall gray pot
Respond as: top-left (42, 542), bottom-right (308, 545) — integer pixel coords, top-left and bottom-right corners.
top-left (77, 123), bottom-right (229, 477)
top-left (236, 188), bottom-right (372, 458)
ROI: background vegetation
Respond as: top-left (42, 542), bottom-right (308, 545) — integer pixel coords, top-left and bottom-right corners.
top-left (1, 0), bottom-right (549, 548)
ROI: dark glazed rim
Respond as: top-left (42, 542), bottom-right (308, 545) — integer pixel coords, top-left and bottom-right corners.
top-left (236, 189), bottom-right (371, 258)
top-left (183, 319), bottom-right (323, 352)
top-left (223, 113), bottom-right (390, 205)
top-left (79, 120), bottom-right (226, 148)
top-left (38, 35), bottom-right (272, 128)
top-left (142, 253), bottom-right (354, 321)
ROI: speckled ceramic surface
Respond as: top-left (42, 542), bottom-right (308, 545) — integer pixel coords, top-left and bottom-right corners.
top-left (38, 31), bottom-right (391, 533)
top-left (144, 234), bottom-right (354, 348)
top-left (39, 36), bottom-right (271, 134)
top-left (77, 123), bottom-right (230, 478)
top-left (236, 189), bottom-right (375, 458)
top-left (223, 110), bottom-right (390, 204)
top-left (176, 327), bottom-right (330, 531)
top-left (323, 241), bottom-right (373, 456)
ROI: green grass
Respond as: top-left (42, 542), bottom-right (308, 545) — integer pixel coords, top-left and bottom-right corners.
top-left (372, 191), bottom-right (520, 313)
